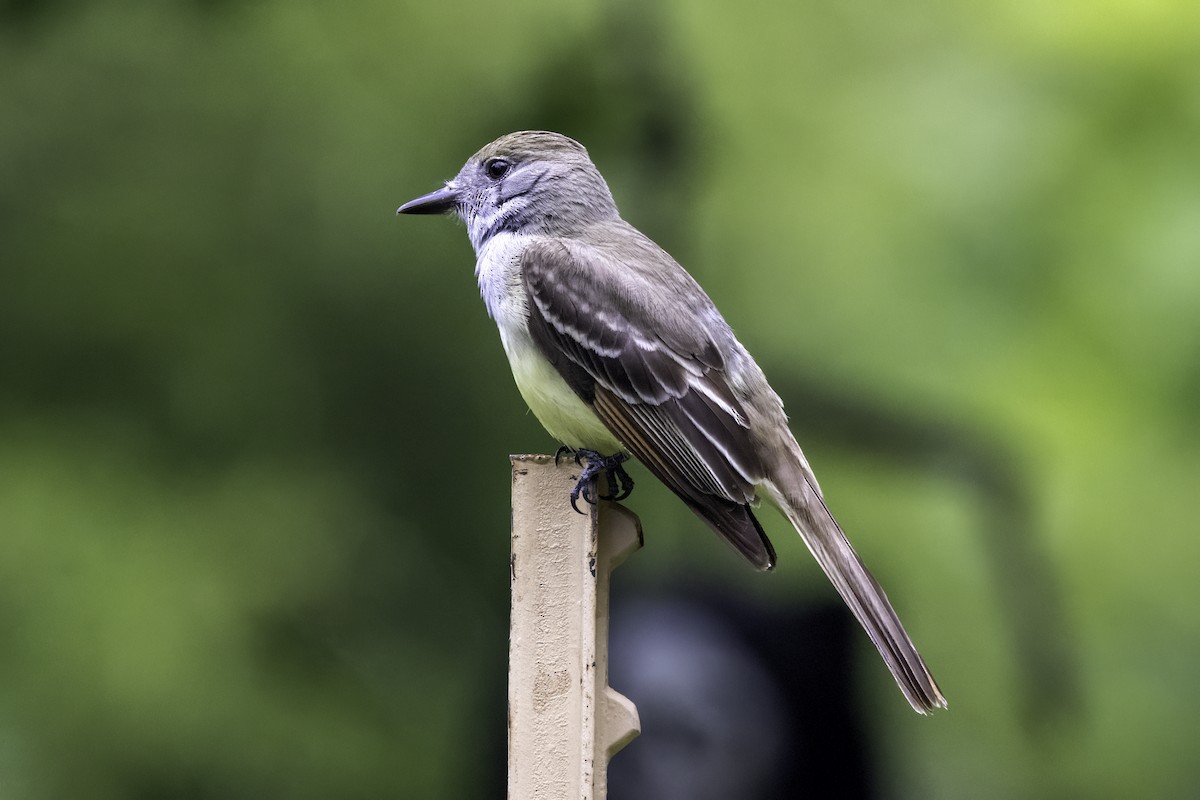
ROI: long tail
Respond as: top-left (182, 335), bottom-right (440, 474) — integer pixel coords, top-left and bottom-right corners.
top-left (765, 461), bottom-right (947, 714)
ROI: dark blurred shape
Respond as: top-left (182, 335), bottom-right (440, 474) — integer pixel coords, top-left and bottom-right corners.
top-left (608, 584), bottom-right (876, 800)
top-left (776, 375), bottom-right (1083, 731)
top-left (469, 585), bottom-right (876, 799)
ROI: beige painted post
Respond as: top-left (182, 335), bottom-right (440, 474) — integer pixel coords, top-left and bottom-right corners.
top-left (508, 454), bottom-right (642, 800)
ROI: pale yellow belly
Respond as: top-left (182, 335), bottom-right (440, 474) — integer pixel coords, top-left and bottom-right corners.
top-left (507, 338), bottom-right (623, 453)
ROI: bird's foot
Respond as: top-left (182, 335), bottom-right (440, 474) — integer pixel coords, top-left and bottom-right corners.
top-left (565, 449), bottom-right (634, 513)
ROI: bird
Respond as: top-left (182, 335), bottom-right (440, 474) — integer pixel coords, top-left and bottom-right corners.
top-left (397, 130), bottom-right (946, 713)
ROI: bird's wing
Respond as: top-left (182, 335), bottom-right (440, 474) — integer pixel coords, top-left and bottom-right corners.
top-left (521, 236), bottom-right (777, 570)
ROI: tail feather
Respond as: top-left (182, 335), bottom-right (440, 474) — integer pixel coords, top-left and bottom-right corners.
top-left (766, 469), bottom-right (947, 714)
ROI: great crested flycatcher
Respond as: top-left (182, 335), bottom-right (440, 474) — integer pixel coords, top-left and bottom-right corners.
top-left (398, 130), bottom-right (946, 713)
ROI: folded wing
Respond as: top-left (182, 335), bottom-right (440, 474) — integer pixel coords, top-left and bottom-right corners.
top-left (522, 236), bottom-right (777, 570)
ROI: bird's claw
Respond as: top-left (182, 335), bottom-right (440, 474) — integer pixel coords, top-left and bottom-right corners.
top-left (566, 449), bottom-right (633, 513)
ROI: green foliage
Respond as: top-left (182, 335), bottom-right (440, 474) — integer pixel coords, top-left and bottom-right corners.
top-left (2, 0), bottom-right (1199, 797)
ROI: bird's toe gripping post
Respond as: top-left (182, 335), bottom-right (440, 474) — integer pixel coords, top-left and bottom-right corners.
top-left (567, 449), bottom-right (635, 513)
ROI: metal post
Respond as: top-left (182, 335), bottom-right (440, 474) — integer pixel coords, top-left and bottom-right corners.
top-left (508, 454), bottom-right (642, 800)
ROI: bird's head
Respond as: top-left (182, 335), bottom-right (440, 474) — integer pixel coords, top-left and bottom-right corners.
top-left (397, 130), bottom-right (619, 252)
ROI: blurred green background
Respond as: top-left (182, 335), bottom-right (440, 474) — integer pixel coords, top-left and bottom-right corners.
top-left (3, 0), bottom-right (1199, 797)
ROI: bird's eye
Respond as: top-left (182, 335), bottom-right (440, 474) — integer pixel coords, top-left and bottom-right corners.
top-left (484, 158), bottom-right (512, 180)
